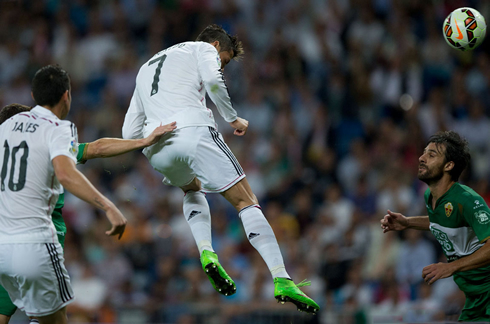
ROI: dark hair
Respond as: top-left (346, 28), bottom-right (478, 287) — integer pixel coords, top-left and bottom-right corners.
top-left (31, 65), bottom-right (70, 107)
top-left (428, 131), bottom-right (471, 181)
top-left (0, 103), bottom-right (31, 125)
top-left (196, 24), bottom-right (244, 60)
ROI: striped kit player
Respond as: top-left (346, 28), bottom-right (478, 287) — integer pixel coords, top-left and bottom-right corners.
top-left (381, 131), bottom-right (490, 322)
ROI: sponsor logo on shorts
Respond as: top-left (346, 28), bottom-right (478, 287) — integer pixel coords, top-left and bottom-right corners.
top-left (248, 232), bottom-right (260, 240)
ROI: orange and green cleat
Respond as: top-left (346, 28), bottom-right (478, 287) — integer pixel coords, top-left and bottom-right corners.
top-left (274, 277), bottom-right (320, 314)
top-left (200, 250), bottom-right (236, 296)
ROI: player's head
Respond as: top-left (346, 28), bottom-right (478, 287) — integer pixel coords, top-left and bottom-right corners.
top-left (418, 131), bottom-right (471, 184)
top-left (31, 65), bottom-right (71, 119)
top-left (196, 24), bottom-right (244, 69)
top-left (0, 103), bottom-right (31, 125)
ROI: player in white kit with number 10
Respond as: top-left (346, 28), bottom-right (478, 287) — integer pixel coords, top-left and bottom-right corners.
top-left (122, 24), bottom-right (319, 313)
top-left (0, 65), bottom-right (127, 324)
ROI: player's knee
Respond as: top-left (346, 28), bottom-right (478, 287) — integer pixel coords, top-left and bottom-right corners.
top-left (180, 178), bottom-right (201, 193)
top-left (234, 196), bottom-right (259, 211)
top-left (222, 180), bottom-right (258, 209)
top-left (250, 193), bottom-right (258, 205)
top-left (241, 190), bottom-right (258, 206)
top-left (225, 195), bottom-right (258, 212)
top-left (38, 308), bottom-right (67, 324)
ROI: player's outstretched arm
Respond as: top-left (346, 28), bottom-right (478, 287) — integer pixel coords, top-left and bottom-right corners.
top-left (84, 122), bottom-right (176, 160)
top-left (52, 155), bottom-right (127, 239)
top-left (380, 210), bottom-right (430, 232)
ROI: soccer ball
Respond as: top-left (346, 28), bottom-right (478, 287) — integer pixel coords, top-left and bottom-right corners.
top-left (443, 7), bottom-right (486, 51)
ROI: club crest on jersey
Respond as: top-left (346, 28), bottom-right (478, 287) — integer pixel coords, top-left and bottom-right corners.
top-left (444, 202), bottom-right (453, 217)
top-left (475, 210), bottom-right (490, 224)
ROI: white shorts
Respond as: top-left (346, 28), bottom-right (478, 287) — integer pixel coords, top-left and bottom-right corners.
top-left (144, 126), bottom-right (246, 192)
top-left (0, 242), bottom-right (74, 317)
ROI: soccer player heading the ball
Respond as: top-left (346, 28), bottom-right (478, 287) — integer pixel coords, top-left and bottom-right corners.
top-left (122, 24), bottom-right (319, 313)
top-left (381, 131), bottom-right (490, 322)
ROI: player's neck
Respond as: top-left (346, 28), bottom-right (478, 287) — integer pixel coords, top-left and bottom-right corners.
top-left (41, 104), bottom-right (64, 119)
top-left (429, 177), bottom-right (455, 203)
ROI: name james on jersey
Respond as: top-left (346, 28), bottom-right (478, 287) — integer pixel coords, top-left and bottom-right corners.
top-left (11, 121), bottom-right (39, 133)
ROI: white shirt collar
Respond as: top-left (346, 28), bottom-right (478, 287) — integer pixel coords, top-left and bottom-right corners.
top-left (31, 105), bottom-right (60, 120)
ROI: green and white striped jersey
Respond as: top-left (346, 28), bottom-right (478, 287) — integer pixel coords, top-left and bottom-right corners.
top-left (425, 182), bottom-right (490, 295)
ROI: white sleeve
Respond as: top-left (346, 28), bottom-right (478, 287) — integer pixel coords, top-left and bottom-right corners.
top-left (122, 87), bottom-right (145, 139)
top-left (48, 122), bottom-right (78, 163)
top-left (197, 43), bottom-right (237, 123)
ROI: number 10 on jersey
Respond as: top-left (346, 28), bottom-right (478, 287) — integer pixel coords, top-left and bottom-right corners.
top-left (1, 140), bottom-right (29, 192)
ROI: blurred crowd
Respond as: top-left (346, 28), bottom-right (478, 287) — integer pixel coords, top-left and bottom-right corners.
top-left (3, 0), bottom-right (490, 323)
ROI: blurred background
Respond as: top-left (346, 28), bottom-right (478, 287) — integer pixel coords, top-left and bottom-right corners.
top-left (3, 0), bottom-right (490, 323)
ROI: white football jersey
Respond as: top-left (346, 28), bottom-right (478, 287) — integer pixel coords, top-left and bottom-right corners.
top-left (122, 41), bottom-right (237, 139)
top-left (0, 106), bottom-right (77, 243)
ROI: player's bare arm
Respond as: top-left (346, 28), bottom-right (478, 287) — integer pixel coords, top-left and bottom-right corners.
top-left (85, 121), bottom-right (176, 159)
top-left (380, 210), bottom-right (430, 232)
top-left (229, 117), bottom-right (248, 136)
top-left (422, 240), bottom-right (490, 285)
top-left (52, 155), bottom-right (127, 239)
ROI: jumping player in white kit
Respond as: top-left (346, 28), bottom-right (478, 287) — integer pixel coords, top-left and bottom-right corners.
top-left (0, 65), bottom-right (127, 324)
top-left (122, 24), bottom-right (319, 313)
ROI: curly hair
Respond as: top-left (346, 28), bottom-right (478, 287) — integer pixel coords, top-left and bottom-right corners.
top-left (428, 131), bottom-right (471, 181)
top-left (0, 103), bottom-right (31, 125)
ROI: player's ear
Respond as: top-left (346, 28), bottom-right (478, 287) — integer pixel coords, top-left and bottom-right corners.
top-left (210, 41), bottom-right (220, 51)
top-left (61, 90), bottom-right (69, 102)
top-left (445, 161), bottom-right (455, 172)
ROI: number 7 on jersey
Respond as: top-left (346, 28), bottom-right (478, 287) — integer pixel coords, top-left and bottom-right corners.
top-left (149, 54), bottom-right (167, 96)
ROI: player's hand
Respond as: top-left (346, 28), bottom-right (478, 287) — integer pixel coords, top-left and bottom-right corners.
top-left (105, 207), bottom-right (127, 240)
top-left (229, 117), bottom-right (248, 136)
top-left (422, 262), bottom-right (456, 285)
top-left (380, 210), bottom-right (409, 233)
top-left (144, 122), bottom-right (177, 146)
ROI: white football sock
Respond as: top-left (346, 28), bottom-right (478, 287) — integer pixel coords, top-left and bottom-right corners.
top-left (239, 205), bottom-right (290, 279)
top-left (29, 320), bottom-right (39, 324)
top-left (183, 191), bottom-right (214, 255)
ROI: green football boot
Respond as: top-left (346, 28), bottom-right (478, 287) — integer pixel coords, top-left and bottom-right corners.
top-left (200, 250), bottom-right (236, 296)
top-left (274, 277), bottom-right (320, 314)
